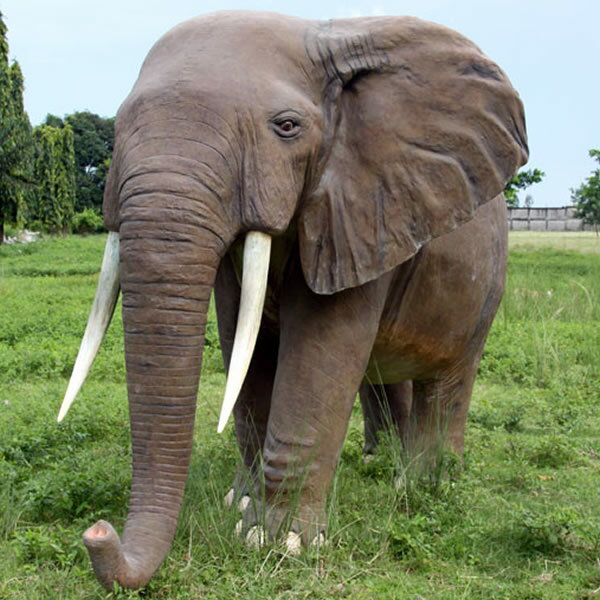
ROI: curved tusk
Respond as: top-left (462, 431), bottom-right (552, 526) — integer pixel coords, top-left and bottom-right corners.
top-left (217, 231), bottom-right (271, 433)
top-left (57, 231), bottom-right (120, 422)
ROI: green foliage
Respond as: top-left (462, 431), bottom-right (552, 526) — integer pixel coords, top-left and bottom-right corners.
top-left (469, 398), bottom-right (524, 432)
top-left (504, 168), bottom-right (545, 207)
top-left (0, 12), bottom-right (33, 242)
top-left (515, 507), bottom-right (581, 555)
top-left (12, 524), bottom-right (85, 570)
top-left (387, 513), bottom-right (435, 562)
top-left (28, 124), bottom-right (76, 232)
top-left (525, 435), bottom-right (579, 469)
top-left (71, 208), bottom-right (105, 234)
top-left (572, 149), bottom-right (600, 232)
top-left (45, 111), bottom-right (115, 213)
top-left (22, 453), bottom-right (129, 521)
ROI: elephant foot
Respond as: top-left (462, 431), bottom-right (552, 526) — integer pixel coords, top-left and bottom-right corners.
top-left (224, 487), bottom-right (235, 507)
top-left (235, 521), bottom-right (326, 555)
top-left (234, 498), bottom-right (326, 554)
top-left (362, 453), bottom-right (375, 465)
top-left (223, 488), bottom-right (251, 511)
top-left (224, 467), bottom-right (255, 509)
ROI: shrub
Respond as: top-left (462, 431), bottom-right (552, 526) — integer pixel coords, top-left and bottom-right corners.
top-left (71, 209), bottom-right (105, 234)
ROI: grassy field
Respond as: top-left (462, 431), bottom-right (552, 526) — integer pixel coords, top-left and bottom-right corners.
top-left (0, 233), bottom-right (599, 599)
top-left (509, 231), bottom-right (600, 254)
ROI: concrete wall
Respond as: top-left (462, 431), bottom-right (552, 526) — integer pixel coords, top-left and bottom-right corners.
top-left (507, 206), bottom-right (594, 231)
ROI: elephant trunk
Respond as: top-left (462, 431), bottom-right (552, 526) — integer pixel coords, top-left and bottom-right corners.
top-left (83, 203), bottom-right (222, 589)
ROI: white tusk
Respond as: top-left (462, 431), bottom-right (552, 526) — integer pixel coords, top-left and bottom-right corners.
top-left (217, 231), bottom-right (271, 433)
top-left (57, 232), bottom-right (120, 422)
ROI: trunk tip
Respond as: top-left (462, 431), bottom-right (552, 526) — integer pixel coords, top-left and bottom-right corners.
top-left (84, 520), bottom-right (110, 540)
top-left (83, 520), bottom-right (125, 590)
top-left (83, 519), bottom-right (120, 548)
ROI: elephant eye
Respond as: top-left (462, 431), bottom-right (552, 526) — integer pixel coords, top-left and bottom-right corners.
top-left (272, 118), bottom-right (301, 139)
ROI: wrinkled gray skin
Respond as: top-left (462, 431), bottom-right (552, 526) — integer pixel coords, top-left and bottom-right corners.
top-left (81, 11), bottom-right (527, 589)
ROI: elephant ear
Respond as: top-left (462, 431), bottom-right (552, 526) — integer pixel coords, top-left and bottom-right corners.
top-left (299, 17), bottom-right (528, 294)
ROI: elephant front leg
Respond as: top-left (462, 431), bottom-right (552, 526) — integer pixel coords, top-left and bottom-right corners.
top-left (215, 257), bottom-right (277, 507)
top-left (227, 331), bottom-right (278, 508)
top-left (242, 262), bottom-right (391, 547)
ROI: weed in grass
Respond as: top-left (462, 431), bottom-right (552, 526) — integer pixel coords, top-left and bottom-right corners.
top-left (526, 435), bottom-right (581, 470)
top-left (387, 513), bottom-right (435, 566)
top-left (469, 400), bottom-right (524, 433)
top-left (0, 480), bottom-right (22, 540)
top-left (514, 507), bottom-right (582, 556)
top-left (12, 524), bottom-right (86, 570)
top-left (21, 453), bottom-right (130, 522)
top-left (392, 446), bottom-right (462, 517)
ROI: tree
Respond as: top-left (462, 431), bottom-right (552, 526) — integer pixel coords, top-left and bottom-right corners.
top-left (504, 168), bottom-right (545, 208)
top-left (29, 124), bottom-right (76, 232)
top-left (571, 150), bottom-right (600, 234)
top-left (0, 12), bottom-right (33, 243)
top-left (44, 111), bottom-right (115, 213)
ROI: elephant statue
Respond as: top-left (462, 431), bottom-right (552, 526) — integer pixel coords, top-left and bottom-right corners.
top-left (58, 11), bottom-right (528, 589)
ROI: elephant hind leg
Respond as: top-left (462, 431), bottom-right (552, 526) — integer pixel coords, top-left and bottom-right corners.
top-left (408, 363), bottom-right (479, 469)
top-left (359, 381), bottom-right (413, 455)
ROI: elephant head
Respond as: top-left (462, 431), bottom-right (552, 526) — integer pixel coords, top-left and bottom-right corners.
top-left (59, 11), bottom-right (527, 589)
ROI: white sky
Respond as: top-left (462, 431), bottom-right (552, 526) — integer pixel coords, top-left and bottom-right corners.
top-left (1, 0), bottom-right (598, 207)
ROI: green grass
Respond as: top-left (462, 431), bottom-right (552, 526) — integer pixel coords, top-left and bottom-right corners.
top-left (509, 231), bottom-right (600, 254)
top-left (0, 233), bottom-right (599, 598)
